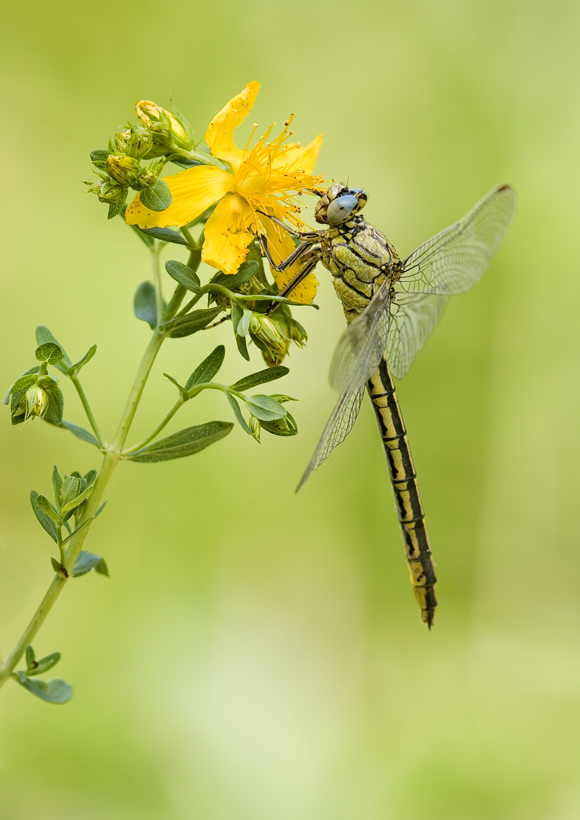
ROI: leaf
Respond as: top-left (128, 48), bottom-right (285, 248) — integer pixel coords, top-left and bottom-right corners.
top-left (35, 342), bottom-right (64, 364)
top-left (127, 421), bottom-right (233, 463)
top-left (185, 345), bottom-right (225, 390)
top-left (25, 646), bottom-right (35, 668)
top-left (230, 303), bottom-right (249, 361)
top-left (26, 651), bottom-right (61, 677)
top-left (165, 306), bottom-right (224, 338)
top-left (237, 309), bottom-right (252, 338)
top-left (90, 148), bottom-right (110, 164)
top-left (165, 260), bottom-right (201, 292)
top-left (211, 260), bottom-right (259, 291)
top-left (13, 672), bottom-right (73, 704)
top-left (60, 483), bottom-right (94, 518)
top-left (163, 373), bottom-right (187, 398)
top-left (51, 558), bottom-right (65, 574)
top-left (140, 227), bottom-right (189, 246)
top-left (140, 179), bottom-right (172, 212)
top-left (59, 420), bottom-right (100, 448)
top-left (108, 199), bottom-right (126, 220)
top-left (70, 345), bottom-right (96, 374)
top-left (226, 393), bottom-right (251, 434)
top-left (35, 494), bottom-right (61, 525)
top-left (84, 469), bottom-right (98, 487)
top-left (73, 550), bottom-right (109, 578)
top-left (35, 326), bottom-right (72, 371)
top-left (30, 491), bottom-right (58, 542)
top-left (42, 386), bottom-right (64, 426)
top-left (51, 465), bottom-right (63, 504)
top-left (232, 366), bottom-right (290, 392)
top-left (134, 281), bottom-right (157, 329)
top-left (244, 395), bottom-right (288, 422)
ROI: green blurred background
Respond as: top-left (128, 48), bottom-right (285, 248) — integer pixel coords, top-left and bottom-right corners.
top-left (1, 0), bottom-right (580, 817)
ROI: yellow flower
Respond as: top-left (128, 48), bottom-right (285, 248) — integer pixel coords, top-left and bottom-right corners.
top-left (126, 82), bottom-right (323, 304)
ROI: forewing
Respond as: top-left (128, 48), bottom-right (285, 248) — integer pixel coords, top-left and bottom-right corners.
top-left (387, 292), bottom-right (449, 379)
top-left (401, 184), bottom-right (515, 295)
top-left (329, 281), bottom-right (392, 393)
top-left (297, 387), bottom-right (365, 491)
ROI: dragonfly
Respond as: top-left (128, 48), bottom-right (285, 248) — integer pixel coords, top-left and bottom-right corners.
top-left (258, 183), bottom-right (515, 627)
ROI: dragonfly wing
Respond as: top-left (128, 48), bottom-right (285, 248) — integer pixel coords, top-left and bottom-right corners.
top-left (401, 184), bottom-right (515, 295)
top-left (387, 292), bottom-right (449, 379)
top-left (297, 386), bottom-right (365, 490)
top-left (329, 280), bottom-right (392, 393)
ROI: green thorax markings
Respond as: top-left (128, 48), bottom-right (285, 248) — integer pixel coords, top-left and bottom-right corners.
top-left (320, 214), bottom-right (402, 322)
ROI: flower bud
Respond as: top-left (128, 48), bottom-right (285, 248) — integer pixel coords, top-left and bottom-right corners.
top-left (105, 154), bottom-right (141, 187)
top-left (137, 157), bottom-right (166, 188)
top-left (136, 100), bottom-right (195, 154)
top-left (25, 384), bottom-right (49, 419)
top-left (93, 178), bottom-right (126, 205)
top-left (111, 125), bottom-right (153, 159)
top-left (248, 395), bottom-right (298, 440)
top-left (249, 313), bottom-right (290, 366)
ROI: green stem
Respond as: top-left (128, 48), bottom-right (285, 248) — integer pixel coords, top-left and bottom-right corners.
top-left (0, 249), bottom-right (201, 693)
top-left (70, 374), bottom-right (108, 448)
top-left (151, 245), bottom-right (163, 328)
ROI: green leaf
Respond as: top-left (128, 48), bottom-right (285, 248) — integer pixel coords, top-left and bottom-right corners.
top-left (165, 260), bottom-right (201, 292)
top-left (60, 483), bottom-right (94, 518)
top-left (140, 179), bottom-right (172, 211)
top-left (230, 303), bottom-right (249, 361)
top-left (237, 309), bottom-right (252, 338)
top-left (35, 494), bottom-right (61, 525)
top-left (59, 420), bottom-right (100, 448)
top-left (13, 672), bottom-right (73, 704)
top-left (140, 227), bottom-right (189, 246)
top-left (232, 366), bottom-right (289, 392)
top-left (73, 550), bottom-right (109, 578)
top-left (163, 373), bottom-right (188, 399)
top-left (26, 651), bottom-right (61, 677)
top-left (42, 385), bottom-right (64, 426)
top-left (35, 342), bottom-right (64, 365)
top-left (35, 326), bottom-right (72, 371)
top-left (84, 469), bottom-right (98, 486)
top-left (165, 306), bottom-right (223, 338)
top-left (245, 395), bottom-right (288, 422)
top-left (51, 465), bottom-right (63, 504)
top-left (127, 420), bottom-right (233, 463)
top-left (51, 558), bottom-right (65, 574)
top-left (226, 392), bottom-right (251, 434)
top-left (3, 367), bottom-right (40, 404)
top-left (70, 345), bottom-right (96, 374)
top-left (185, 345), bottom-right (225, 390)
top-left (134, 281), bottom-right (157, 329)
top-left (30, 491), bottom-right (58, 542)
top-left (211, 260), bottom-right (259, 291)
top-left (25, 645), bottom-right (35, 669)
top-left (108, 198), bottom-right (125, 220)
top-left (90, 148), bottom-right (110, 164)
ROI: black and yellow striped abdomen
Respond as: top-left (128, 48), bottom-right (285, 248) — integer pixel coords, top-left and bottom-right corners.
top-left (367, 356), bottom-right (437, 627)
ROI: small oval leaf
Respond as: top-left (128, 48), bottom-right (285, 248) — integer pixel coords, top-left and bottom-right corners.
top-left (140, 179), bottom-right (172, 212)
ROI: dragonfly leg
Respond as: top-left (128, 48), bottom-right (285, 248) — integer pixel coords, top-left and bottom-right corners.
top-left (253, 228), bottom-right (317, 273)
top-left (268, 257), bottom-right (320, 311)
top-left (256, 209), bottom-right (320, 241)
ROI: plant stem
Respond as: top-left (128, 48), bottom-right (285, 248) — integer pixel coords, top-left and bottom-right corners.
top-left (151, 245), bottom-right (163, 328)
top-left (70, 374), bottom-right (108, 448)
top-left (0, 280), bottom-right (192, 692)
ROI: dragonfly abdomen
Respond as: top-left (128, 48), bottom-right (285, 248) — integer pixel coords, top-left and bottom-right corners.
top-left (367, 356), bottom-right (438, 627)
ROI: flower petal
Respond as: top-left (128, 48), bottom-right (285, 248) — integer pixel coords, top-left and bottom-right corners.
top-left (205, 81), bottom-right (260, 173)
top-left (262, 220), bottom-right (318, 305)
top-left (272, 134), bottom-right (323, 175)
top-left (125, 165), bottom-right (233, 229)
top-left (202, 193), bottom-right (255, 275)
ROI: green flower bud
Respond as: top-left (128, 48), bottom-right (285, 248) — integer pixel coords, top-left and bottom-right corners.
top-left (105, 154), bottom-right (141, 187)
top-left (93, 178), bottom-right (126, 205)
top-left (137, 157), bottom-right (166, 189)
top-left (25, 384), bottom-right (49, 419)
top-left (248, 394), bottom-right (298, 440)
top-left (136, 100), bottom-right (195, 154)
top-left (249, 313), bottom-right (290, 367)
top-left (111, 125), bottom-right (153, 159)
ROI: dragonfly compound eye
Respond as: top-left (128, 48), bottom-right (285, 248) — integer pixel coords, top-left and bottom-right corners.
top-left (326, 194), bottom-right (360, 225)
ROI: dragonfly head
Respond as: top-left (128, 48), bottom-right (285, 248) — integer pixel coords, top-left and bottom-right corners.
top-left (315, 183), bottom-right (368, 225)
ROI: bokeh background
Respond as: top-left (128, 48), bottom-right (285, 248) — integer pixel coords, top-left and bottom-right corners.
top-left (1, 0), bottom-right (580, 817)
